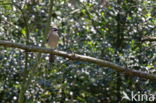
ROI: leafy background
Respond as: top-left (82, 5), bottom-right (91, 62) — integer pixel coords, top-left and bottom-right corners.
top-left (0, 0), bottom-right (156, 102)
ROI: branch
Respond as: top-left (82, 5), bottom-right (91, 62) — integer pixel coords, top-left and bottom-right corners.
top-left (142, 36), bottom-right (156, 42)
top-left (0, 40), bottom-right (156, 81)
top-left (123, 36), bottom-right (156, 42)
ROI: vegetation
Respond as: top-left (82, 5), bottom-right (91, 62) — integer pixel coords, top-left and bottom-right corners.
top-left (0, 0), bottom-right (156, 102)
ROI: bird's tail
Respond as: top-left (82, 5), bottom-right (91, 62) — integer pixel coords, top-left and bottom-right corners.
top-left (49, 54), bottom-right (55, 63)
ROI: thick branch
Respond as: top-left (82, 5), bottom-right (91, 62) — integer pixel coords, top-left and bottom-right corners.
top-left (0, 40), bottom-right (156, 81)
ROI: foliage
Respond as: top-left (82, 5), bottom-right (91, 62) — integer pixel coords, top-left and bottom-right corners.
top-left (0, 0), bottom-right (156, 102)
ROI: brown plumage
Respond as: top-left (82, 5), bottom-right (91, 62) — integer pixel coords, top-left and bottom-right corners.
top-left (47, 28), bottom-right (59, 63)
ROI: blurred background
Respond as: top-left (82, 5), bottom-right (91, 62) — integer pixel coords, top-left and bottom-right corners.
top-left (0, 0), bottom-right (156, 102)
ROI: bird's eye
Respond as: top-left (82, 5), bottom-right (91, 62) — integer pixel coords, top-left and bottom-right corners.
top-left (52, 28), bottom-right (58, 31)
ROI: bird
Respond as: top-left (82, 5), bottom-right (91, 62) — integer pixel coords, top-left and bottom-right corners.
top-left (47, 27), bottom-right (59, 62)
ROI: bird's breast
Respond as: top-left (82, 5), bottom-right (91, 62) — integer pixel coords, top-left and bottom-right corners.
top-left (48, 33), bottom-right (59, 48)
